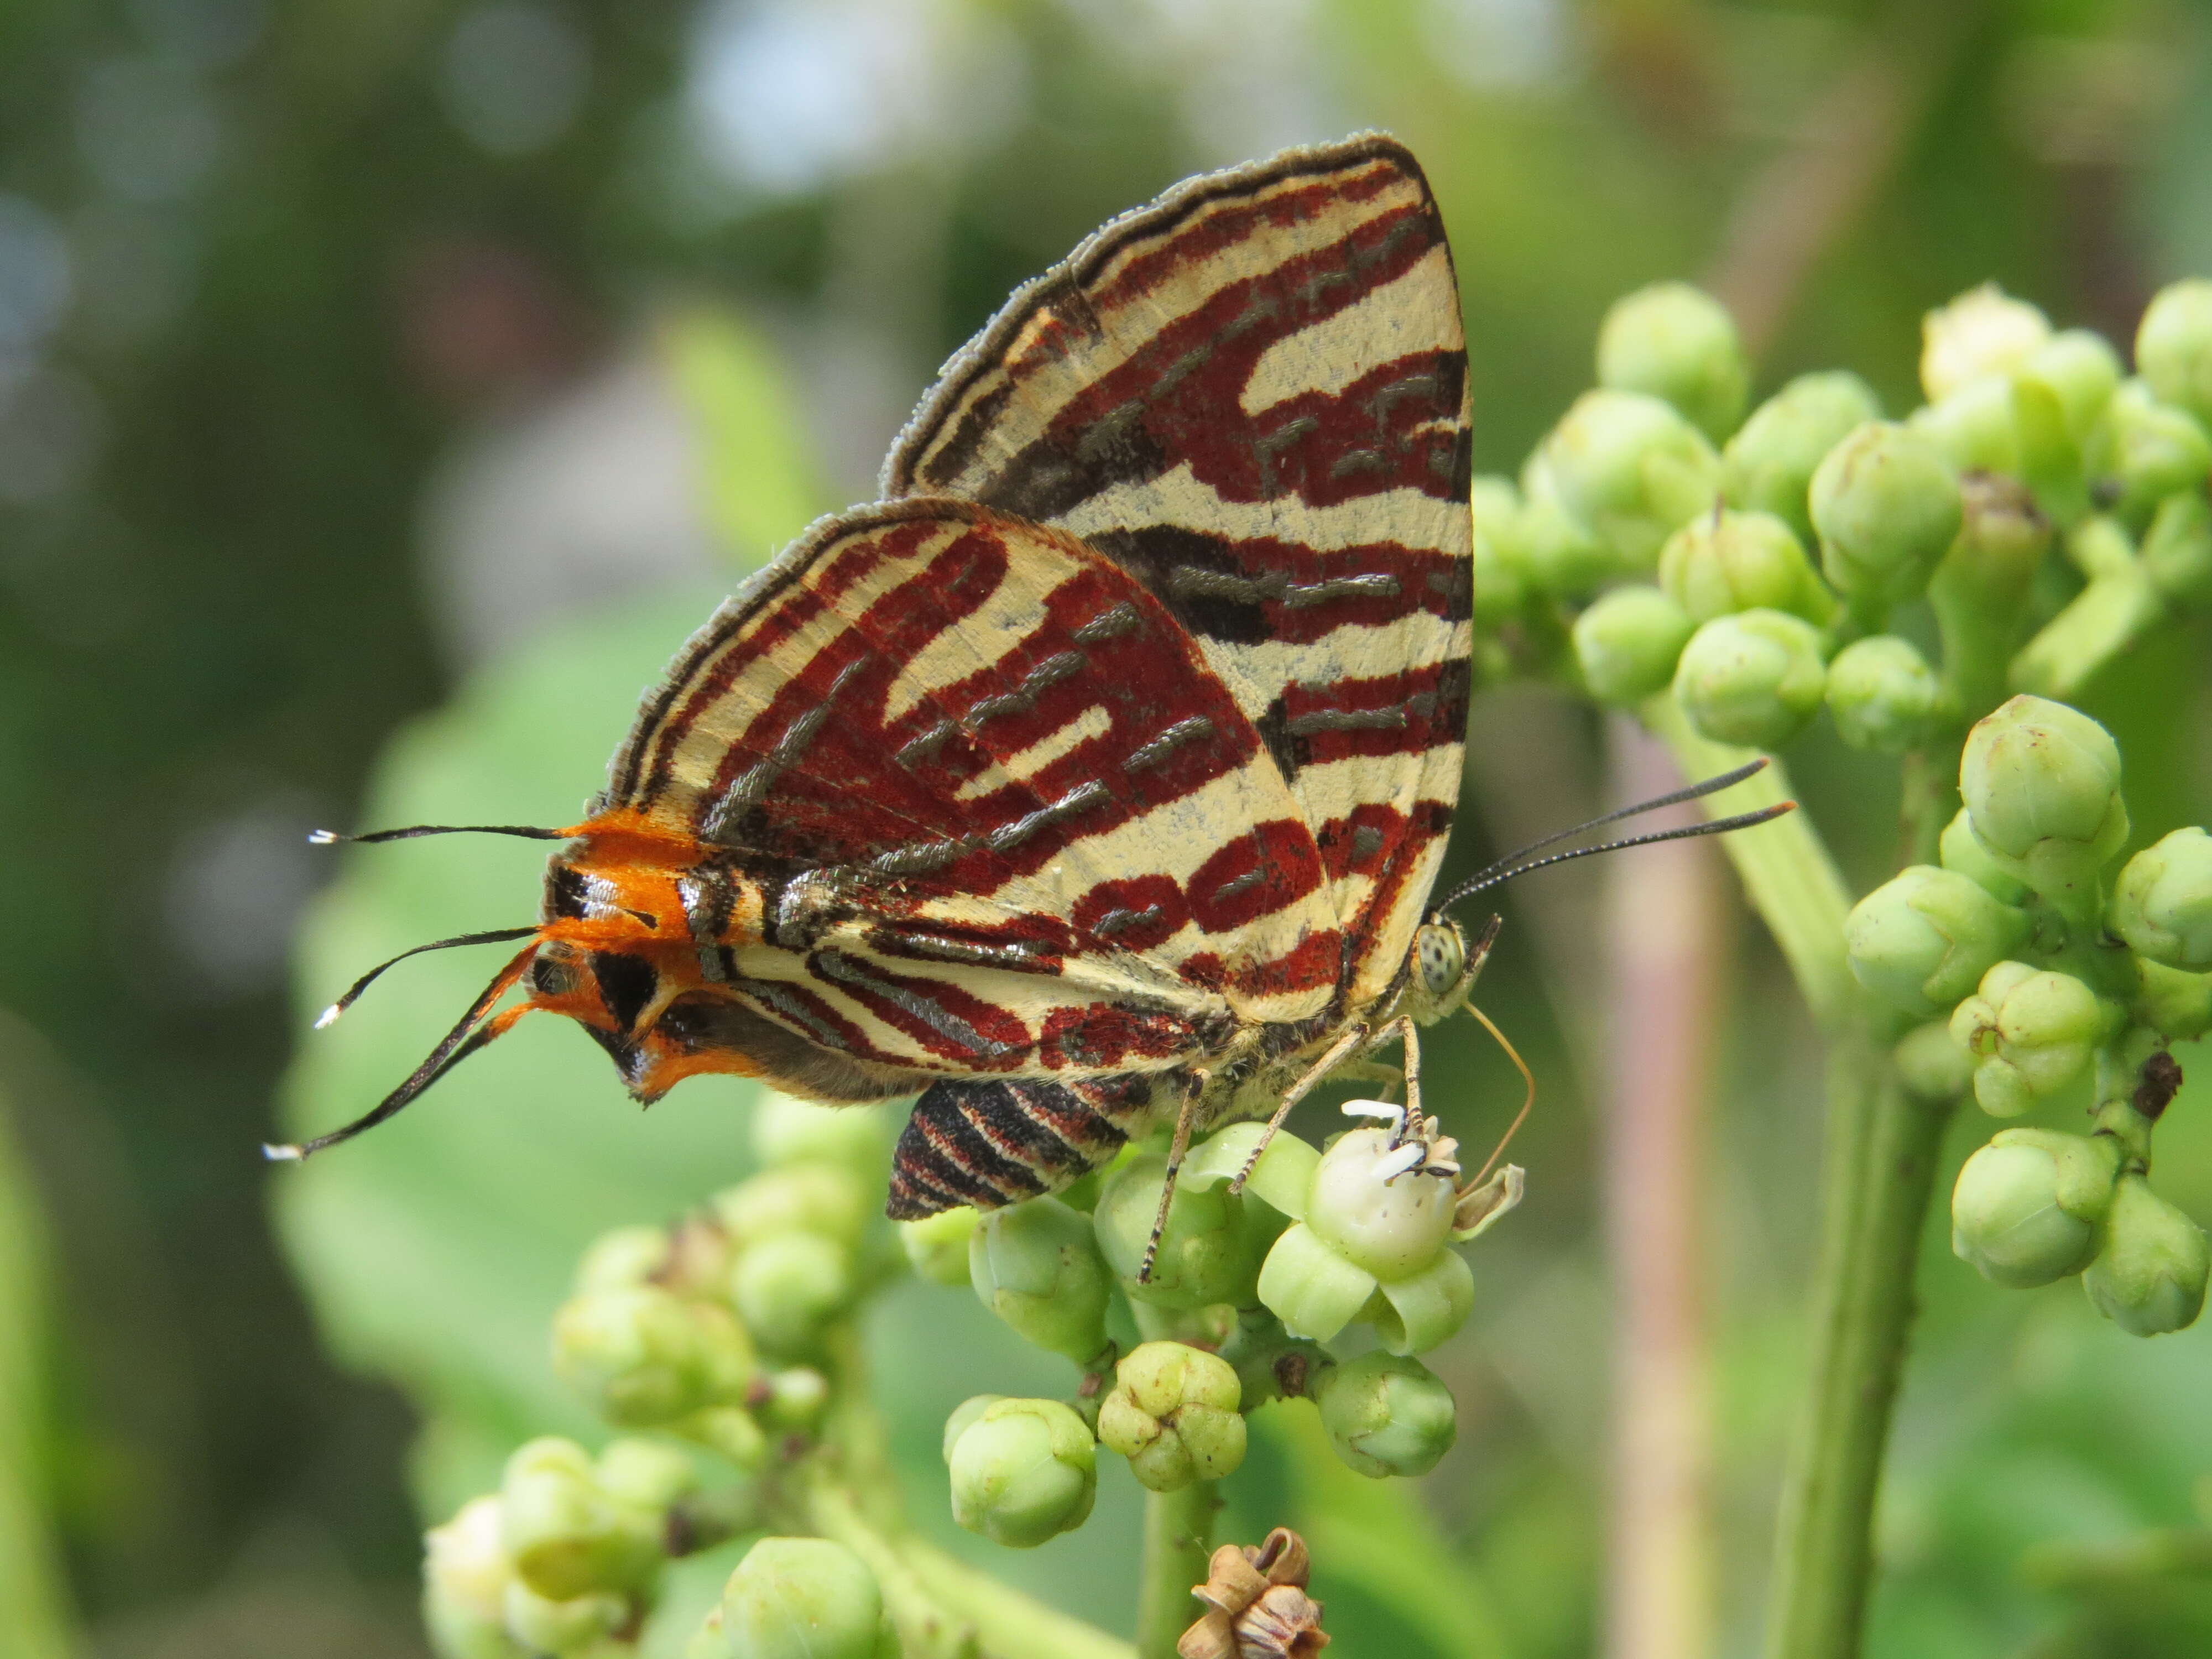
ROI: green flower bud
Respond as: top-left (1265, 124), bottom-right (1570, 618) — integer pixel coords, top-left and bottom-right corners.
top-left (1721, 371), bottom-right (1882, 544)
top-left (1823, 635), bottom-right (1945, 753)
top-left (1921, 284), bottom-right (2051, 403)
top-left (1095, 1340), bottom-right (1247, 1492)
top-left (2111, 827), bottom-right (2212, 969)
top-left (2136, 278), bottom-right (2212, 430)
top-left (1809, 422), bottom-right (1963, 610)
top-left (1960, 695), bottom-right (2128, 906)
top-left (576, 1225), bottom-right (675, 1294)
top-left (1657, 508), bottom-right (1835, 625)
top-left (1596, 281), bottom-right (1749, 441)
top-left (594, 1437), bottom-right (698, 1515)
top-left (1910, 375), bottom-right (2023, 477)
top-left (1510, 484), bottom-right (1618, 598)
top-left (898, 1206), bottom-right (979, 1288)
top-left (946, 1397), bottom-right (1097, 1547)
top-left (1931, 472), bottom-right (2049, 611)
top-left (752, 1092), bottom-right (886, 1170)
top-left (552, 1287), bottom-right (754, 1428)
top-left (731, 1233), bottom-right (857, 1354)
top-left (425, 1496), bottom-right (529, 1659)
top-left (499, 1438), bottom-right (660, 1601)
top-left (1671, 609), bottom-right (1829, 750)
top-left (968, 1198), bottom-right (1112, 1362)
top-left (942, 1394), bottom-right (1004, 1465)
top-left (761, 1366), bottom-right (828, 1431)
top-left (1312, 1351), bottom-right (1457, 1479)
top-left (2021, 328), bottom-right (2122, 443)
top-left (1951, 1128), bottom-right (2119, 1287)
top-left (2141, 489), bottom-right (2212, 608)
top-left (504, 1578), bottom-right (628, 1656)
top-left (1895, 1019), bottom-right (1975, 1101)
top-left (2136, 958), bottom-right (2212, 1044)
top-left (1938, 807), bottom-right (2031, 906)
top-left (1949, 961), bottom-right (2109, 1118)
top-left (1540, 389), bottom-right (1721, 568)
top-left (2088, 379), bottom-right (2212, 527)
top-left (716, 1165), bottom-right (869, 1253)
top-left (1469, 476), bottom-right (1529, 626)
top-left (1571, 585), bottom-right (1695, 706)
top-left (1093, 1151), bottom-right (1278, 1310)
top-left (2084, 1175), bottom-right (2210, 1337)
top-left (1844, 865), bottom-right (2028, 1018)
top-left (717, 1537), bottom-right (886, 1659)
top-left (684, 1406), bottom-right (768, 1472)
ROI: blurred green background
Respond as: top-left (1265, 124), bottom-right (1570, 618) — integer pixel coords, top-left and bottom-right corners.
top-left (6, 1), bottom-right (2212, 1655)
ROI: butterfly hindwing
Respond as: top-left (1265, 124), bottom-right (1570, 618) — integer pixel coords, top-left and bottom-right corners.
top-left (884, 133), bottom-right (1472, 1004)
top-left (601, 500), bottom-right (1342, 1084)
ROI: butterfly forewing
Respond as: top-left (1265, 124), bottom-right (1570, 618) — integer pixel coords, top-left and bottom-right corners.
top-left (885, 134), bottom-right (1472, 1003)
top-left (599, 500), bottom-right (1344, 1088)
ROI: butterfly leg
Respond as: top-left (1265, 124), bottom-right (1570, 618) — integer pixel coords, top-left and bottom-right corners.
top-left (1223, 1021), bottom-right (1374, 1197)
top-left (1138, 1072), bottom-right (1207, 1285)
top-left (1374, 1015), bottom-right (1425, 1137)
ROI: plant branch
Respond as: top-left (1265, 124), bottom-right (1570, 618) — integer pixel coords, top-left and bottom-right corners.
top-left (1641, 700), bottom-right (1857, 1031)
top-left (902, 1537), bottom-right (1138, 1659)
top-left (1641, 699), bottom-right (1966, 1658)
top-left (1759, 1038), bottom-right (1954, 1659)
top-left (1137, 1481), bottom-right (1219, 1659)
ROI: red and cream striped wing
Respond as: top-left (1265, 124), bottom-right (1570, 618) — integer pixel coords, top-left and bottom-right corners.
top-left (885, 133), bottom-right (1472, 1006)
top-left (601, 500), bottom-right (1342, 1078)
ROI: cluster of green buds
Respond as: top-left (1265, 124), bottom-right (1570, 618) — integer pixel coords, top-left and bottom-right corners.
top-left (910, 1099), bottom-right (1523, 1547)
top-left (1472, 275), bottom-right (2212, 755)
top-left (424, 1435), bottom-right (726, 1659)
top-left (1845, 696), bottom-right (2212, 1334)
top-left (422, 1094), bottom-right (892, 1658)
top-left (548, 1092), bottom-right (881, 1469)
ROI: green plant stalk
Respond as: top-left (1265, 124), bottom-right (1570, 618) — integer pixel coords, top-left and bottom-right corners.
top-left (1641, 699), bottom-right (1856, 1028)
top-left (903, 1536), bottom-right (1138, 1659)
top-left (798, 1324), bottom-right (1134, 1659)
top-left (1648, 697), bottom-right (1959, 1659)
top-left (1759, 1040), bottom-right (1954, 1659)
top-left (807, 1477), bottom-right (978, 1659)
top-left (2010, 518), bottom-right (2168, 701)
top-left (1136, 1481), bottom-right (1219, 1659)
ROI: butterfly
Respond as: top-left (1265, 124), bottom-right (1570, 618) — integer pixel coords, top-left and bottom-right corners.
top-left (278, 134), bottom-right (1781, 1266)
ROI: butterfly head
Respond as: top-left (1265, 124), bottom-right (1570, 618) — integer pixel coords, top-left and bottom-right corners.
top-left (530, 823), bottom-right (772, 1101)
top-left (1405, 910), bottom-right (1500, 1024)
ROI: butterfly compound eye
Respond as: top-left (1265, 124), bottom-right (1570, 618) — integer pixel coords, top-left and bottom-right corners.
top-left (1415, 922), bottom-right (1464, 999)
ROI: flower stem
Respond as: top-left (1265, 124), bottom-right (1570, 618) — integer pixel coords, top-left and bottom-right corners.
top-left (1136, 1481), bottom-right (1218, 1659)
top-left (1641, 700), bottom-right (1856, 1030)
top-left (1647, 698), bottom-right (1963, 1658)
top-left (1759, 1037), bottom-right (1954, 1659)
top-left (902, 1536), bottom-right (1137, 1659)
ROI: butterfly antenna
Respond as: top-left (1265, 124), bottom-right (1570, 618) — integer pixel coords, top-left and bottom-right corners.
top-left (1440, 804), bottom-right (1794, 910)
top-left (308, 823), bottom-right (573, 846)
top-left (1464, 1000), bottom-right (1535, 1185)
top-left (312, 925), bottom-right (541, 1030)
top-left (264, 940), bottom-right (541, 1162)
top-left (1436, 760), bottom-right (1787, 913)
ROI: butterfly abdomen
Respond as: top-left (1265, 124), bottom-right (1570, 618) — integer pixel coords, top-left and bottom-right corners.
top-left (886, 1072), bottom-right (1166, 1218)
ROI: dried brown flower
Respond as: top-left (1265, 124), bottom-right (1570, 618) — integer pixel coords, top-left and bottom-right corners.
top-left (1177, 1527), bottom-right (1328, 1658)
